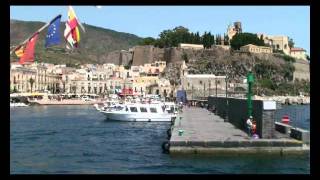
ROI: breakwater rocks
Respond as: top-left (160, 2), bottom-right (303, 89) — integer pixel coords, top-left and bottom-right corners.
top-left (253, 95), bottom-right (310, 105)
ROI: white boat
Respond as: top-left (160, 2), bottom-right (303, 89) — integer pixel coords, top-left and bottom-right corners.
top-left (10, 102), bottom-right (29, 107)
top-left (99, 103), bottom-right (174, 122)
top-left (94, 99), bottom-right (120, 111)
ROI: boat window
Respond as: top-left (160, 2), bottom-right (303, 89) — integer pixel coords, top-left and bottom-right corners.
top-left (130, 107), bottom-right (138, 112)
top-left (150, 107), bottom-right (157, 113)
top-left (140, 107), bottom-right (148, 113)
top-left (116, 106), bottom-right (124, 111)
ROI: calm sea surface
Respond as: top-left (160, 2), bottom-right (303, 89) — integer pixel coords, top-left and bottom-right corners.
top-left (275, 104), bottom-right (310, 130)
top-left (10, 105), bottom-right (310, 174)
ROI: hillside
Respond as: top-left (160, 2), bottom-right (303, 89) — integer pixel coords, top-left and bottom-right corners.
top-left (10, 19), bottom-right (142, 65)
top-left (161, 47), bottom-right (310, 96)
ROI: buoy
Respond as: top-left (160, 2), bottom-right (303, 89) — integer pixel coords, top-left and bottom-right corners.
top-left (281, 115), bottom-right (290, 124)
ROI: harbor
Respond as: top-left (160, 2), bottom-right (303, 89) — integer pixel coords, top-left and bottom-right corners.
top-left (168, 106), bottom-right (309, 155)
top-left (10, 6), bottom-right (310, 174)
top-left (10, 104), bottom-right (310, 174)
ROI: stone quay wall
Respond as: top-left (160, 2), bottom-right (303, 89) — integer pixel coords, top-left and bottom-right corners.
top-left (208, 96), bottom-right (276, 139)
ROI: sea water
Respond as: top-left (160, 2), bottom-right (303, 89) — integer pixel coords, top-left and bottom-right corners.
top-left (10, 105), bottom-right (310, 174)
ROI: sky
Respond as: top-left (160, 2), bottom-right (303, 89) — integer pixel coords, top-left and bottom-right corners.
top-left (10, 6), bottom-right (310, 54)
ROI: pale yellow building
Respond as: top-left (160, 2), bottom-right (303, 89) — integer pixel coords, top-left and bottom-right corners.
top-left (10, 63), bottom-right (61, 93)
top-left (257, 34), bottom-right (290, 55)
top-left (240, 44), bottom-right (273, 54)
top-left (290, 47), bottom-right (307, 60)
top-left (132, 76), bottom-right (159, 94)
top-left (143, 61), bottom-right (166, 76)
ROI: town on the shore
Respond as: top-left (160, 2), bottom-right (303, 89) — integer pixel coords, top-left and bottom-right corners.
top-left (10, 21), bottom-right (310, 105)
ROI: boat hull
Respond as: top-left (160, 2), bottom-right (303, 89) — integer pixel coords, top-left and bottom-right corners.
top-left (101, 111), bottom-right (172, 122)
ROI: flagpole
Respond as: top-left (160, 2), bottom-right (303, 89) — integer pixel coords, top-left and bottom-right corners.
top-left (10, 14), bottom-right (62, 55)
top-left (69, 6), bottom-right (86, 32)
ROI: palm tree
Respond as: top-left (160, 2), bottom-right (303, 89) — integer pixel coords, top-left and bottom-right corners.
top-left (28, 78), bottom-right (35, 93)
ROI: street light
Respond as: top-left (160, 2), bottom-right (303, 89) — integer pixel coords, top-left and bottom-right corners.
top-left (215, 79), bottom-right (218, 97)
top-left (209, 80), bottom-right (211, 96)
top-left (247, 70), bottom-right (255, 118)
top-left (225, 65), bottom-right (231, 122)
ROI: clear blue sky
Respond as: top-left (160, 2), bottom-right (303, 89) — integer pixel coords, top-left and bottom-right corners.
top-left (10, 6), bottom-right (310, 54)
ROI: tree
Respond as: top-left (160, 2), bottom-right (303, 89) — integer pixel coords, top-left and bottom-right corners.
top-left (230, 32), bottom-right (265, 50)
top-left (195, 32), bottom-right (201, 44)
top-left (28, 78), bottom-right (35, 93)
top-left (208, 32), bottom-right (214, 46)
top-left (306, 54), bottom-right (310, 62)
top-left (288, 38), bottom-right (294, 49)
top-left (181, 52), bottom-right (189, 63)
top-left (138, 37), bottom-right (156, 45)
top-left (216, 34), bottom-right (221, 45)
top-left (224, 34), bottom-right (229, 45)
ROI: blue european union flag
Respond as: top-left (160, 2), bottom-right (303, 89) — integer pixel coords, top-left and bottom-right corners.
top-left (45, 15), bottom-right (61, 48)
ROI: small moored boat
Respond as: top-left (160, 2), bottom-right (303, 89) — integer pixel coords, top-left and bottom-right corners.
top-left (100, 103), bottom-right (174, 122)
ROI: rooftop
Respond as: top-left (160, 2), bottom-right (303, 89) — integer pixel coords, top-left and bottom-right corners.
top-left (291, 47), bottom-right (306, 52)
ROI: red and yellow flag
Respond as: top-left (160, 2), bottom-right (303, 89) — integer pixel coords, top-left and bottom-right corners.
top-left (14, 45), bottom-right (25, 58)
top-left (19, 33), bottom-right (39, 64)
top-left (64, 6), bottom-right (80, 49)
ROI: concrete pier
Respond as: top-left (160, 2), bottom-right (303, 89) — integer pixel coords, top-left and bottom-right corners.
top-left (169, 107), bottom-right (308, 155)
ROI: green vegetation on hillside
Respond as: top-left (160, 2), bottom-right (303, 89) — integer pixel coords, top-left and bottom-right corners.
top-left (139, 26), bottom-right (218, 48)
top-left (230, 32), bottom-right (265, 50)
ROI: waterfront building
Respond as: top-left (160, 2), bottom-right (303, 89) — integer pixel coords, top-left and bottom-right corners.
top-left (143, 61), bottom-right (167, 76)
top-left (158, 78), bottom-right (172, 98)
top-left (132, 76), bottom-right (159, 95)
top-left (10, 62), bottom-right (61, 94)
top-left (240, 44), bottom-right (273, 54)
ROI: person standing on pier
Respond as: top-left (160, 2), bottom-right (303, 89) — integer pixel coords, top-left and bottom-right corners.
top-left (246, 116), bottom-right (253, 137)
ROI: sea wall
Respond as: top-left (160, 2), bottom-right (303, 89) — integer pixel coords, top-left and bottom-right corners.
top-left (253, 95), bottom-right (310, 105)
top-left (208, 96), bottom-right (276, 139)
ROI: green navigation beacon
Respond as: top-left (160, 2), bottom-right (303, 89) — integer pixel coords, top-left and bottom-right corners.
top-left (247, 71), bottom-right (254, 117)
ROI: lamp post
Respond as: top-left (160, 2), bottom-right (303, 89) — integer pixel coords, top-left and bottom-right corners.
top-left (191, 84), bottom-right (194, 100)
top-left (209, 80), bottom-right (211, 96)
top-left (225, 65), bottom-right (231, 122)
top-left (225, 76), bottom-right (228, 99)
top-left (215, 79), bottom-right (218, 97)
top-left (247, 71), bottom-right (255, 117)
top-left (203, 82), bottom-right (206, 99)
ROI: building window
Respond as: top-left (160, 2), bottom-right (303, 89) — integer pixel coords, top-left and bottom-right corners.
top-left (199, 80), bottom-right (202, 85)
top-left (284, 44), bottom-right (287, 49)
top-left (276, 44), bottom-right (280, 49)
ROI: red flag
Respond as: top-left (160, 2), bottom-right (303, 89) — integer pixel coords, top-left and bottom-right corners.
top-left (67, 18), bottom-right (78, 29)
top-left (19, 33), bottom-right (39, 64)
